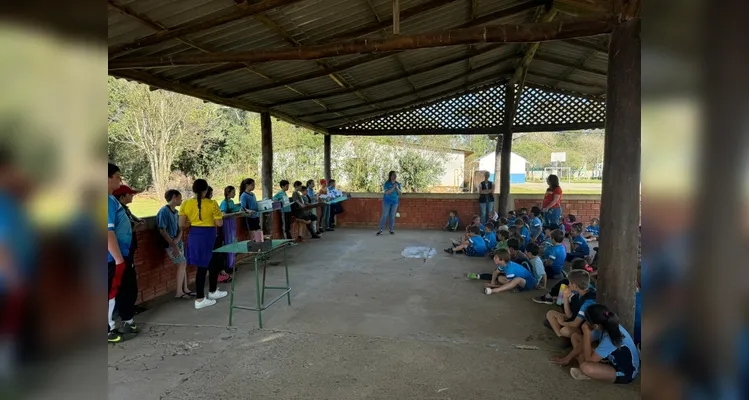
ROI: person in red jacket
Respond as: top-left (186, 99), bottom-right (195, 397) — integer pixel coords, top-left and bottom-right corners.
top-left (541, 174), bottom-right (563, 229)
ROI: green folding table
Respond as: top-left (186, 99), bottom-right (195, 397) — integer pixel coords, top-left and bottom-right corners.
top-left (213, 239), bottom-right (295, 328)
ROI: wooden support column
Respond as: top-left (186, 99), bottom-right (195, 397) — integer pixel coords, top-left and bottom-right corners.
top-left (260, 112), bottom-right (273, 199)
top-left (392, 0), bottom-right (400, 34)
top-left (324, 135), bottom-right (332, 181)
top-left (497, 84), bottom-right (515, 215)
top-left (597, 17), bottom-right (641, 333)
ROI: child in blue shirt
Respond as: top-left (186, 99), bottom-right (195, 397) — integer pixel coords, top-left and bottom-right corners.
top-left (514, 218), bottom-right (531, 249)
top-left (506, 210), bottom-right (517, 226)
top-left (559, 304), bottom-right (640, 384)
top-left (483, 222), bottom-right (497, 250)
top-left (219, 186), bottom-right (242, 213)
top-left (525, 242), bottom-right (546, 289)
top-left (546, 269), bottom-right (597, 343)
top-left (583, 217), bottom-right (600, 241)
top-left (544, 229), bottom-right (567, 278)
top-left (530, 206), bottom-right (545, 244)
top-left (566, 225), bottom-right (591, 261)
top-left (484, 248), bottom-right (536, 294)
top-left (444, 210), bottom-right (459, 231)
top-left (445, 226), bottom-right (486, 256)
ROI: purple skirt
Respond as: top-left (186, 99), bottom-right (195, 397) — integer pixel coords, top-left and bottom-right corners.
top-left (186, 226), bottom-right (216, 268)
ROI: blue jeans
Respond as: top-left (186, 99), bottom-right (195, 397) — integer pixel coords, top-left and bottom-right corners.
top-left (479, 201), bottom-right (494, 224)
top-left (379, 202), bottom-right (398, 232)
top-left (544, 207), bottom-right (562, 228)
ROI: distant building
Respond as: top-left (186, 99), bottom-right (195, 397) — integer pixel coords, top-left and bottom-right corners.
top-left (477, 152), bottom-right (527, 184)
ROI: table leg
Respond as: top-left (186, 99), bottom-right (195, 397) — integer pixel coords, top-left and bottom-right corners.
top-left (284, 246), bottom-right (291, 306)
top-left (261, 255), bottom-right (268, 304)
top-left (255, 255), bottom-right (262, 329)
top-left (229, 257), bottom-right (238, 327)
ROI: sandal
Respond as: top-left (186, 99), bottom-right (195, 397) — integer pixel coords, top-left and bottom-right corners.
top-left (177, 291), bottom-right (197, 299)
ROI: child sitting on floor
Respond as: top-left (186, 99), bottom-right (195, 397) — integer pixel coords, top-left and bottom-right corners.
top-left (563, 214), bottom-right (576, 234)
top-left (525, 243), bottom-right (546, 290)
top-left (465, 215), bottom-right (483, 235)
top-left (544, 269), bottom-right (597, 339)
top-left (495, 230), bottom-right (510, 251)
top-left (583, 217), bottom-right (600, 241)
top-left (552, 304), bottom-right (640, 385)
top-left (483, 222), bottom-right (497, 250)
top-left (497, 217), bottom-right (509, 232)
top-left (444, 210), bottom-right (459, 231)
top-left (543, 229), bottom-right (566, 279)
top-left (445, 226), bottom-right (487, 256)
top-left (566, 225), bottom-right (591, 262)
top-left (507, 210), bottom-right (517, 226)
top-left (514, 218), bottom-right (531, 249)
top-left (530, 206), bottom-right (545, 245)
top-left (483, 248), bottom-right (537, 295)
top-left (533, 259), bottom-right (590, 304)
top-left (489, 211), bottom-right (499, 223)
top-left (507, 237), bottom-right (530, 266)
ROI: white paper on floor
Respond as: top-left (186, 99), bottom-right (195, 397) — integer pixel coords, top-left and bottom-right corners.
top-left (401, 246), bottom-right (437, 259)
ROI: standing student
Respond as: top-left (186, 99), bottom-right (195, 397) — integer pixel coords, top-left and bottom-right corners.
top-left (157, 190), bottom-right (193, 299)
top-left (327, 179), bottom-right (344, 229)
top-left (107, 163), bottom-right (133, 343)
top-left (239, 178), bottom-right (262, 243)
top-left (220, 186), bottom-right (242, 213)
top-left (112, 185), bottom-right (141, 339)
top-left (553, 304), bottom-right (640, 384)
top-left (317, 179), bottom-right (331, 232)
top-left (377, 171), bottom-right (401, 236)
top-left (273, 180), bottom-right (293, 239)
top-left (477, 171), bottom-right (494, 224)
top-left (542, 174), bottom-right (563, 228)
top-left (179, 179), bottom-right (226, 309)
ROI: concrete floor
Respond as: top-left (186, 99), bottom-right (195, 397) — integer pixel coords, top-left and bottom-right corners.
top-left (108, 229), bottom-right (638, 400)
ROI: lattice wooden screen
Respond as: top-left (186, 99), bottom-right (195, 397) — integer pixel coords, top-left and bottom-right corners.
top-left (513, 86), bottom-right (606, 131)
top-left (336, 85), bottom-right (507, 132)
top-left (332, 83), bottom-right (605, 134)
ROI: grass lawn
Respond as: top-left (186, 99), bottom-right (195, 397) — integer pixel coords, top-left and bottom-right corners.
top-left (129, 196), bottom-right (165, 218)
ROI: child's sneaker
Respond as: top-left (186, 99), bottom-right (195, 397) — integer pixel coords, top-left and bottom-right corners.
top-left (108, 329), bottom-right (122, 343)
top-left (451, 239), bottom-right (461, 247)
top-left (195, 298), bottom-right (217, 309)
top-left (121, 321), bottom-right (138, 334)
top-left (466, 273), bottom-right (480, 280)
top-left (570, 367), bottom-right (591, 380)
top-left (484, 287), bottom-right (492, 295)
top-left (444, 248), bottom-right (454, 254)
top-left (208, 290), bottom-right (228, 300)
top-left (533, 295), bottom-right (553, 304)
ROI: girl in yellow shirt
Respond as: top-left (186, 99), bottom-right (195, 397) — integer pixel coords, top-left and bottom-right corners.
top-left (179, 179), bottom-right (226, 310)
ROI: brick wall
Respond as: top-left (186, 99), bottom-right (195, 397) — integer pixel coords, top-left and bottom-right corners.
top-left (131, 194), bottom-right (600, 305)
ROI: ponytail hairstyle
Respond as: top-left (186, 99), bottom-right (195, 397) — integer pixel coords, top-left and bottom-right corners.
top-left (224, 186), bottom-right (235, 203)
top-left (239, 178), bottom-right (254, 195)
top-left (584, 304), bottom-right (624, 347)
top-left (192, 179), bottom-right (209, 221)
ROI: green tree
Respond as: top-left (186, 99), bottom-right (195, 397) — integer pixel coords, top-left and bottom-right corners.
top-left (397, 149), bottom-right (445, 192)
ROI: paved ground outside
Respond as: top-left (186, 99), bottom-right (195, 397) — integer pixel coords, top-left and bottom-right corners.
top-left (108, 228), bottom-right (637, 400)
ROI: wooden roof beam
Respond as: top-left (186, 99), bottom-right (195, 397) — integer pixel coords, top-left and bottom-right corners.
top-left (108, 0), bottom-right (307, 58)
top-left (177, 0), bottom-right (543, 88)
top-left (109, 16), bottom-right (619, 70)
top-left (509, 6), bottom-right (558, 85)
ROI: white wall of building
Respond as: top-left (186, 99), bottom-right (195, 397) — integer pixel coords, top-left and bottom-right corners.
top-left (477, 152), bottom-right (527, 175)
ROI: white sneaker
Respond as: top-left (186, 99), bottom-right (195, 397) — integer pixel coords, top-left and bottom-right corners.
top-left (207, 290), bottom-right (228, 300)
top-left (570, 367), bottom-right (591, 380)
top-left (194, 298), bottom-right (217, 309)
top-left (484, 287), bottom-right (492, 295)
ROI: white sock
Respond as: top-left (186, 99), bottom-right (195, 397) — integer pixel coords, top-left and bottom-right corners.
top-left (123, 319), bottom-right (134, 325)
top-left (108, 298), bottom-right (116, 331)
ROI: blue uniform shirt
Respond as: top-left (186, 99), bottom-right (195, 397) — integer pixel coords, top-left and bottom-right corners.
top-left (447, 216), bottom-right (459, 229)
top-left (156, 205), bottom-right (180, 239)
top-left (548, 243), bottom-right (566, 274)
top-left (108, 194), bottom-right (132, 262)
top-left (383, 181), bottom-right (401, 205)
top-left (240, 191), bottom-right (259, 219)
top-left (585, 224), bottom-right (600, 237)
top-left (273, 191), bottom-right (292, 213)
top-left (468, 235), bottom-right (487, 256)
top-left (503, 261), bottom-right (536, 286)
top-left (219, 199), bottom-right (242, 213)
top-left (572, 235), bottom-right (590, 255)
top-left (0, 192), bottom-right (35, 292)
top-left (484, 231), bottom-right (497, 249)
top-left (520, 226), bottom-right (531, 245)
top-left (591, 326), bottom-right (641, 380)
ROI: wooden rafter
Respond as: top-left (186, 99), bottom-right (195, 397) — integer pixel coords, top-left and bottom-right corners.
top-left (268, 44), bottom-right (511, 108)
top-left (508, 6), bottom-right (558, 85)
top-left (109, 16), bottom-right (619, 69)
top-left (108, 0), bottom-right (307, 58)
top-left (301, 55), bottom-right (516, 119)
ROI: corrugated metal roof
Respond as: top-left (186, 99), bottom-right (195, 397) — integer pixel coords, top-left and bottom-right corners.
top-left (108, 0), bottom-right (612, 133)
